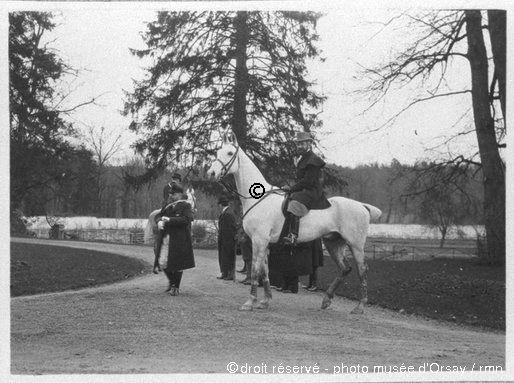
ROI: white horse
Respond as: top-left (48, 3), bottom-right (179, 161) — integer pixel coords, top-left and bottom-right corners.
top-left (208, 132), bottom-right (382, 312)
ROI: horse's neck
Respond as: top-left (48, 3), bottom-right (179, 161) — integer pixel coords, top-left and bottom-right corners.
top-left (234, 151), bottom-right (272, 212)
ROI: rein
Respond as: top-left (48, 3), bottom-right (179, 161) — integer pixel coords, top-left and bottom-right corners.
top-left (240, 189), bottom-right (285, 222)
top-left (213, 144), bottom-right (286, 221)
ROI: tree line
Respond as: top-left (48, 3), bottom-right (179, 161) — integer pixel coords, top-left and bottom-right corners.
top-left (17, 154), bottom-right (484, 232)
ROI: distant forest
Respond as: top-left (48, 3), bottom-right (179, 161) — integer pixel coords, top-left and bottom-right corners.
top-left (18, 155), bottom-right (483, 225)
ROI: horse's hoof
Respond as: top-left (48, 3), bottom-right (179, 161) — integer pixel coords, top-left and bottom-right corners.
top-left (321, 297), bottom-right (332, 309)
top-left (350, 305), bottom-right (364, 315)
top-left (255, 302), bottom-right (269, 310)
top-left (239, 304), bottom-right (253, 311)
top-left (153, 267), bottom-right (160, 274)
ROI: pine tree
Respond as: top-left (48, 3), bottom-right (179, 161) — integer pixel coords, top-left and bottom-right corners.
top-left (9, 12), bottom-right (97, 213)
top-left (124, 11), bottom-right (325, 184)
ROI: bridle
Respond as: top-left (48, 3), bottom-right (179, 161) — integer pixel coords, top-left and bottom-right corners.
top-left (213, 145), bottom-right (249, 200)
top-left (213, 145), bottom-right (240, 182)
top-left (213, 144), bottom-right (286, 221)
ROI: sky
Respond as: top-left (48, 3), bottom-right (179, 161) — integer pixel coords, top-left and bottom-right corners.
top-left (39, 3), bottom-right (482, 168)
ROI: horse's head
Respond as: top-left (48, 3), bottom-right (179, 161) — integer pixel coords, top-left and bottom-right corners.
top-left (208, 131), bottom-right (240, 179)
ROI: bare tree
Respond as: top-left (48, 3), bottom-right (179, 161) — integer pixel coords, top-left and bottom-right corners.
top-left (360, 10), bottom-right (505, 264)
top-left (82, 125), bottom-right (123, 214)
top-left (403, 160), bottom-right (480, 247)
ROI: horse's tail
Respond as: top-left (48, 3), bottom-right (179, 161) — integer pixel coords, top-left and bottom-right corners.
top-left (362, 203), bottom-right (382, 222)
top-left (144, 209), bottom-right (159, 244)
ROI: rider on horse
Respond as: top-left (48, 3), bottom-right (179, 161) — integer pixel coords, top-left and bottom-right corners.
top-left (281, 131), bottom-right (330, 246)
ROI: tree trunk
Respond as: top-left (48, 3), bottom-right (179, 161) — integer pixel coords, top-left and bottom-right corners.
top-left (465, 10), bottom-right (505, 265)
top-left (487, 10), bottom-right (506, 124)
top-left (232, 11), bottom-right (249, 147)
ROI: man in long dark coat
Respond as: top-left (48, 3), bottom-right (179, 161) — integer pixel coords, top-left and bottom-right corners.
top-left (156, 191), bottom-right (195, 295)
top-left (303, 238), bottom-right (324, 291)
top-left (153, 172), bottom-right (184, 273)
top-left (237, 229), bottom-right (252, 284)
top-left (282, 132), bottom-right (330, 245)
top-left (217, 195), bottom-right (237, 280)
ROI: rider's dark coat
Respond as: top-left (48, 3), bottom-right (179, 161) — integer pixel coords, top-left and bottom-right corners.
top-left (290, 150), bottom-right (330, 210)
top-left (159, 200), bottom-right (195, 272)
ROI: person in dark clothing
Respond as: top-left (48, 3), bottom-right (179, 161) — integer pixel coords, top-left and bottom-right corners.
top-left (303, 238), bottom-right (324, 291)
top-left (153, 172), bottom-right (184, 273)
top-left (156, 191), bottom-right (195, 295)
top-left (217, 195), bottom-right (237, 280)
top-left (237, 229), bottom-right (252, 284)
top-left (282, 132), bottom-right (330, 246)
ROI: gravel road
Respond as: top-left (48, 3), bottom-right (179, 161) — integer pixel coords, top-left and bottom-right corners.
top-left (11, 238), bottom-right (505, 376)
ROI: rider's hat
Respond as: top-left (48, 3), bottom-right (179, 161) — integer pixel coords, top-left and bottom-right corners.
top-left (293, 131), bottom-right (313, 142)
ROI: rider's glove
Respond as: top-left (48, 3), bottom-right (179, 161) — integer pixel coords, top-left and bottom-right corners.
top-left (157, 220), bottom-right (165, 230)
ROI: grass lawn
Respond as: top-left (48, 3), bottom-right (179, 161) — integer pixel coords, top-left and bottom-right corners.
top-left (11, 242), bottom-right (149, 297)
top-left (312, 257), bottom-right (505, 330)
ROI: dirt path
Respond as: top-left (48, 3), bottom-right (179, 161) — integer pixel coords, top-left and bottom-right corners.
top-left (11, 238), bottom-right (505, 374)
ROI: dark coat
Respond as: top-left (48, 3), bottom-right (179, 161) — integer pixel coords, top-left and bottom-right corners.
top-left (312, 238), bottom-right (324, 268)
top-left (218, 207), bottom-right (237, 272)
top-left (160, 200), bottom-right (195, 272)
top-left (218, 207), bottom-right (237, 273)
top-left (269, 242), bottom-right (313, 277)
top-left (290, 150), bottom-right (330, 210)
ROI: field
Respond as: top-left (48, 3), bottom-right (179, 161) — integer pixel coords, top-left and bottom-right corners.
top-left (10, 242), bottom-right (149, 296)
top-left (310, 256), bottom-right (505, 330)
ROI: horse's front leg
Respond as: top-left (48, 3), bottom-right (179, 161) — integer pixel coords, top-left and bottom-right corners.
top-left (255, 246), bottom-right (272, 310)
top-left (239, 257), bottom-right (258, 311)
top-left (239, 239), bottom-right (268, 311)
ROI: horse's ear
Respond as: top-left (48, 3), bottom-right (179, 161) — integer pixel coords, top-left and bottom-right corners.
top-left (232, 132), bottom-right (239, 146)
top-left (226, 131), bottom-right (238, 146)
top-left (221, 129), bottom-right (229, 144)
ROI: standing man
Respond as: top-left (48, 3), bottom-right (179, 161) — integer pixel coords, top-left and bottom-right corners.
top-left (153, 172), bottom-right (184, 273)
top-left (156, 191), bottom-right (195, 295)
top-left (238, 229), bottom-right (252, 285)
top-left (281, 132), bottom-right (330, 246)
top-left (217, 195), bottom-right (237, 281)
top-left (303, 239), bottom-right (324, 291)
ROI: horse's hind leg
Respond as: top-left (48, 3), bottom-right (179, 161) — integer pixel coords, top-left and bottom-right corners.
top-left (321, 236), bottom-right (352, 309)
top-left (350, 245), bottom-right (368, 314)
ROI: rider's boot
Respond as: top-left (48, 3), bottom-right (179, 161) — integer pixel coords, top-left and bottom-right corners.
top-left (282, 212), bottom-right (300, 246)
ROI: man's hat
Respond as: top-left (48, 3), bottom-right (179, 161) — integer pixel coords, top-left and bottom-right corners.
top-left (165, 183), bottom-right (184, 195)
top-left (217, 195), bottom-right (230, 205)
top-left (171, 172), bottom-right (182, 181)
top-left (293, 131), bottom-right (313, 142)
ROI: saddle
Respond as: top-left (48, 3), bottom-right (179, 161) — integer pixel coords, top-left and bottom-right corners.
top-left (278, 194), bottom-right (331, 242)
top-left (280, 194), bottom-right (331, 216)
